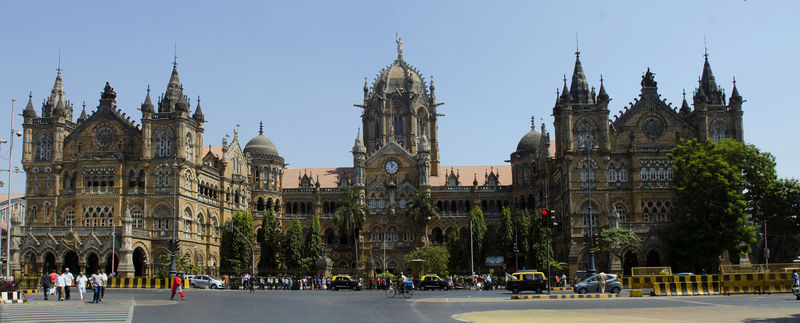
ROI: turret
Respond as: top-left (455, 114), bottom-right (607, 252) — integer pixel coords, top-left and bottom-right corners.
top-left (352, 129), bottom-right (366, 187)
top-left (193, 96), bottom-right (205, 122)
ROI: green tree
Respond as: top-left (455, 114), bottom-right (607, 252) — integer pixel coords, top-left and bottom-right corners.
top-left (528, 210), bottom-right (550, 271)
top-left (305, 214), bottom-right (323, 262)
top-left (334, 188), bottom-right (368, 269)
top-left (258, 206), bottom-right (280, 273)
top-left (220, 210), bottom-right (254, 275)
top-left (516, 210), bottom-right (531, 269)
top-left (668, 139), bottom-right (762, 271)
top-left (403, 246), bottom-right (449, 277)
top-left (598, 228), bottom-right (642, 273)
top-left (446, 226), bottom-right (462, 271)
top-left (406, 189), bottom-right (440, 246)
top-left (499, 207), bottom-right (515, 265)
top-left (283, 218), bottom-right (304, 271)
top-left (468, 207), bottom-right (487, 267)
top-left (757, 178), bottom-right (800, 263)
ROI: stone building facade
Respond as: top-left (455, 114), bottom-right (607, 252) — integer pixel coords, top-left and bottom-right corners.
top-left (9, 40), bottom-right (743, 278)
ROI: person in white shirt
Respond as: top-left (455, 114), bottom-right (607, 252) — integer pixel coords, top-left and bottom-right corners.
top-left (99, 269), bottom-right (108, 301)
top-left (55, 271), bottom-right (66, 301)
top-left (76, 272), bottom-right (88, 300)
top-left (63, 267), bottom-right (75, 300)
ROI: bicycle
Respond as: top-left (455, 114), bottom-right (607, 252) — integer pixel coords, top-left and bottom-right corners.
top-left (385, 282), bottom-right (413, 298)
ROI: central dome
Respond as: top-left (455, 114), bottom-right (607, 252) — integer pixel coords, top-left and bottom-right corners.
top-left (516, 129), bottom-right (542, 154)
top-left (373, 59), bottom-right (426, 95)
top-left (244, 134), bottom-right (279, 158)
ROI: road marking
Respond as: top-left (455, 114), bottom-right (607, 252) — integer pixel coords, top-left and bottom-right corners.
top-left (0, 303), bottom-right (131, 323)
top-left (127, 298), bottom-right (136, 323)
top-left (658, 297), bottom-right (735, 307)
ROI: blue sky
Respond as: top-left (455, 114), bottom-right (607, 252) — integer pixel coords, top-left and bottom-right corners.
top-left (0, 0), bottom-right (797, 193)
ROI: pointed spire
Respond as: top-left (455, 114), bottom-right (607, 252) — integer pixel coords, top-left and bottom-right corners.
top-left (560, 75), bottom-right (570, 101)
top-left (729, 76), bottom-right (742, 104)
top-left (164, 56), bottom-right (183, 103)
top-left (363, 77), bottom-right (369, 98)
top-left (193, 96), bottom-right (205, 122)
top-left (47, 59), bottom-right (67, 116)
top-left (353, 128), bottom-right (366, 154)
top-left (473, 173), bottom-right (478, 186)
top-left (680, 89), bottom-right (691, 115)
top-left (696, 48), bottom-right (724, 104)
top-left (78, 101), bottom-right (88, 123)
top-left (429, 75), bottom-right (436, 101)
top-left (23, 91), bottom-right (37, 118)
top-left (570, 50), bottom-right (591, 103)
top-left (141, 85), bottom-right (155, 113)
top-left (597, 74), bottom-right (609, 103)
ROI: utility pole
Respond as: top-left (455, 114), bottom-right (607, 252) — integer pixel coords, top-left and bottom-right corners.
top-left (544, 178), bottom-right (551, 294)
top-left (5, 98), bottom-right (15, 278)
top-left (583, 131), bottom-right (597, 276)
top-left (470, 216), bottom-right (475, 281)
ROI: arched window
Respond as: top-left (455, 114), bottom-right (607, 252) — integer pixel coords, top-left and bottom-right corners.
top-left (619, 163), bottom-right (628, 182)
top-left (211, 216), bottom-right (219, 238)
top-left (63, 208), bottom-right (75, 227)
top-left (154, 206), bottom-right (171, 230)
top-left (155, 127), bottom-right (173, 157)
top-left (607, 163), bottom-right (618, 182)
top-left (613, 203), bottom-right (627, 223)
top-left (35, 132), bottom-right (52, 161)
top-left (131, 207), bottom-right (143, 229)
top-left (710, 119), bottom-right (730, 141)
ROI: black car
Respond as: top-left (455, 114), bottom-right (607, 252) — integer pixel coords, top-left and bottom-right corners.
top-left (506, 271), bottom-right (548, 294)
top-left (331, 275), bottom-right (362, 291)
top-left (419, 275), bottom-right (451, 290)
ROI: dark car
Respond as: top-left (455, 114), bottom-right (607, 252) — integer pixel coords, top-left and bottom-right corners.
top-left (420, 274), bottom-right (451, 291)
top-left (573, 273), bottom-right (622, 294)
top-left (330, 275), bottom-right (361, 291)
top-left (506, 271), bottom-right (548, 294)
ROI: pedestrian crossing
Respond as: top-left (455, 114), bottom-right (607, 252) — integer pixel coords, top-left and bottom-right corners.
top-left (0, 303), bottom-right (130, 322)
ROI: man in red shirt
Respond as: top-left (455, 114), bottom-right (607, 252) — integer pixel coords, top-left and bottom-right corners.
top-left (170, 275), bottom-right (185, 300)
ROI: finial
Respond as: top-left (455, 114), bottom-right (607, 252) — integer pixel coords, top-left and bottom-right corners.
top-left (575, 32), bottom-right (580, 57)
top-left (29, 91), bottom-right (32, 100)
top-left (395, 32), bottom-right (403, 58)
top-left (197, 96), bottom-right (201, 104)
top-left (703, 35), bottom-right (708, 59)
top-left (259, 121), bottom-right (264, 135)
top-left (600, 74), bottom-right (604, 85)
top-left (732, 76), bottom-right (736, 86)
top-left (563, 74), bottom-right (567, 85)
top-left (82, 100), bottom-right (86, 109)
top-left (146, 85), bottom-right (150, 94)
top-left (682, 89), bottom-right (686, 100)
top-left (173, 42), bottom-right (178, 67)
top-left (530, 115), bottom-right (535, 130)
top-left (57, 49), bottom-right (62, 74)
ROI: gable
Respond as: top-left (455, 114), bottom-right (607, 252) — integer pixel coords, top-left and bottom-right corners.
top-left (611, 91), bottom-right (695, 143)
top-left (63, 108), bottom-right (143, 158)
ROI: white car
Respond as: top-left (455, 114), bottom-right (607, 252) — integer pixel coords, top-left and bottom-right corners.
top-left (190, 275), bottom-right (225, 289)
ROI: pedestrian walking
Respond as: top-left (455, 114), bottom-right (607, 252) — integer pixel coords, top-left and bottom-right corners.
top-left (100, 269), bottom-right (108, 300)
top-left (76, 272), bottom-right (88, 300)
top-left (793, 270), bottom-right (799, 300)
top-left (49, 269), bottom-right (57, 296)
top-left (249, 276), bottom-right (255, 293)
top-left (40, 270), bottom-right (51, 301)
top-left (171, 275), bottom-right (185, 300)
top-left (598, 272), bottom-right (607, 293)
top-left (55, 271), bottom-right (66, 301)
top-left (90, 269), bottom-right (103, 303)
top-left (63, 267), bottom-right (74, 300)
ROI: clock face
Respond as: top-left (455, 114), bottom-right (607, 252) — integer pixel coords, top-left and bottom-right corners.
top-left (385, 160), bottom-right (399, 174)
top-left (94, 126), bottom-right (116, 148)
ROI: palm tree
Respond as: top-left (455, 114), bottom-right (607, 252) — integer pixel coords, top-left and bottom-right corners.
top-left (405, 189), bottom-right (439, 247)
top-left (334, 188), bottom-right (368, 271)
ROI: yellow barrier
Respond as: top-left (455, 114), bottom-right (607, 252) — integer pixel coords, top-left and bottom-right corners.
top-left (107, 278), bottom-right (189, 289)
top-left (622, 275), bottom-right (673, 289)
top-left (629, 289), bottom-right (643, 297)
top-left (652, 282), bottom-right (720, 296)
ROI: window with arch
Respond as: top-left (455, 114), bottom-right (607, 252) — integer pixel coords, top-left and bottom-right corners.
top-left (402, 230), bottom-right (413, 242)
top-left (613, 203), bottom-right (627, 223)
top-left (63, 208), bottom-right (75, 227)
top-left (416, 110), bottom-right (429, 138)
top-left (607, 163), bottom-right (618, 182)
top-left (156, 168), bottom-right (171, 188)
top-left (154, 206), bottom-right (171, 230)
top-left (197, 213), bottom-right (204, 235)
top-left (710, 119), bottom-right (730, 141)
top-left (575, 120), bottom-right (597, 149)
top-left (131, 207), bottom-right (143, 229)
top-left (211, 216), bottom-right (219, 238)
top-left (579, 201), bottom-right (599, 227)
top-left (29, 205), bottom-right (38, 223)
top-left (35, 132), bottom-right (52, 161)
top-left (155, 127), bottom-right (173, 157)
top-left (579, 160), bottom-right (595, 187)
top-left (184, 170), bottom-right (193, 191)
top-left (82, 206), bottom-right (113, 227)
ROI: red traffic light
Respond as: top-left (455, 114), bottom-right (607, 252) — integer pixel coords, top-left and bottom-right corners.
top-left (541, 209), bottom-right (548, 216)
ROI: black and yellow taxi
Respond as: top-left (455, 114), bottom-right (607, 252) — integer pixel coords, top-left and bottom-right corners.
top-left (330, 275), bottom-right (362, 291)
top-left (506, 270), bottom-right (547, 294)
top-left (419, 274), bottom-right (451, 291)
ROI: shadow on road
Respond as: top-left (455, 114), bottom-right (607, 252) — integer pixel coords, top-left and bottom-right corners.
top-left (743, 314), bottom-right (800, 322)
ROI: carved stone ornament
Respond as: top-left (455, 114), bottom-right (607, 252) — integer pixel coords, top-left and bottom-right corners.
top-left (641, 117), bottom-right (664, 139)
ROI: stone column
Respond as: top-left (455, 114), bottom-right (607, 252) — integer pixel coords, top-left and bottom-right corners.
top-left (9, 214), bottom-right (22, 277)
top-left (116, 209), bottom-right (135, 278)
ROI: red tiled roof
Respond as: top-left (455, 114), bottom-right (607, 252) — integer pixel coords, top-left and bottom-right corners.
top-left (283, 168), bottom-right (350, 188)
top-left (203, 146), bottom-right (224, 159)
top-left (0, 194), bottom-right (25, 203)
top-left (431, 165), bottom-right (511, 186)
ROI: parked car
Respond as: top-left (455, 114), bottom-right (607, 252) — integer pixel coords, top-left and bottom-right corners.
top-left (330, 275), bottom-right (362, 291)
top-left (190, 275), bottom-right (226, 289)
top-left (573, 273), bottom-right (622, 294)
top-left (506, 271), bottom-right (548, 294)
top-left (674, 272), bottom-right (695, 276)
top-left (419, 274), bottom-right (451, 291)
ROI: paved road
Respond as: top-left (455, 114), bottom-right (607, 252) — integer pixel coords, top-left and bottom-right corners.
top-left (4, 288), bottom-right (800, 322)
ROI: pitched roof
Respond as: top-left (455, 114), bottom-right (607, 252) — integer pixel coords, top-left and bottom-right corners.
top-left (283, 167), bottom-right (350, 188)
top-left (203, 146), bottom-right (224, 159)
top-left (0, 194), bottom-right (25, 204)
top-left (431, 165), bottom-right (511, 186)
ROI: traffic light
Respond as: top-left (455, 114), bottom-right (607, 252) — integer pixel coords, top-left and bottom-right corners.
top-left (175, 240), bottom-right (181, 250)
top-left (541, 209), bottom-right (549, 225)
top-left (513, 243), bottom-right (518, 254)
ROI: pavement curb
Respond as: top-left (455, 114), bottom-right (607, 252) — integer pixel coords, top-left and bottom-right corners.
top-left (511, 294), bottom-right (619, 299)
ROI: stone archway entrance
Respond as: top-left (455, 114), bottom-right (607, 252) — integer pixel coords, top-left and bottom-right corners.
top-left (44, 252), bottom-right (56, 273)
top-left (133, 248), bottom-right (147, 277)
top-left (430, 228), bottom-right (444, 244)
top-left (63, 251), bottom-right (80, 273)
top-left (22, 252), bottom-right (37, 275)
top-left (105, 253), bottom-right (119, 275)
top-left (623, 251), bottom-right (639, 276)
top-left (87, 253), bottom-right (100, 275)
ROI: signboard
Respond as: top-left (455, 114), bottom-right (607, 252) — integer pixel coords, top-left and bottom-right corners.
top-left (485, 256), bottom-right (504, 267)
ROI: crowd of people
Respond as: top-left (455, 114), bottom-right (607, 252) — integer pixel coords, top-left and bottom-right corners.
top-left (40, 268), bottom-right (107, 303)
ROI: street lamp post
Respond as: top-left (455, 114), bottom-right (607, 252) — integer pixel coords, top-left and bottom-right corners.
top-left (164, 160), bottom-right (179, 279)
top-left (469, 216), bottom-right (475, 280)
top-left (4, 98), bottom-right (18, 279)
top-left (582, 131), bottom-right (597, 276)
